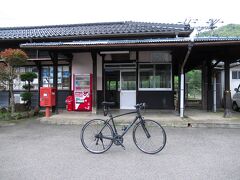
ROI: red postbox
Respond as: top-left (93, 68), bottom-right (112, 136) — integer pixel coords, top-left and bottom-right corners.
top-left (65, 95), bottom-right (73, 111)
top-left (40, 87), bottom-right (56, 117)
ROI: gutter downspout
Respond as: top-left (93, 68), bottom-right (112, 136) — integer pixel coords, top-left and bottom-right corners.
top-left (213, 72), bottom-right (217, 112)
top-left (180, 39), bottom-right (194, 118)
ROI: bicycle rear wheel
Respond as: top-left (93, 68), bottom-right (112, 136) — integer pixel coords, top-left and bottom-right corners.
top-left (133, 119), bottom-right (166, 154)
top-left (81, 119), bottom-right (114, 154)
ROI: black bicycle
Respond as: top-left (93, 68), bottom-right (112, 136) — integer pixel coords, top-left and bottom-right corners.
top-left (80, 102), bottom-right (167, 154)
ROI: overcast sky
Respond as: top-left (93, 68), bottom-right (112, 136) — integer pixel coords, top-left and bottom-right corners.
top-left (0, 0), bottom-right (240, 28)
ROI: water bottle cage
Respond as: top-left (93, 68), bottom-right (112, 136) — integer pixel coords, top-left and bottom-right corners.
top-left (122, 125), bottom-right (128, 131)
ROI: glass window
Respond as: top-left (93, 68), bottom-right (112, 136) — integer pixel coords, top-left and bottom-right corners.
top-left (238, 71), bottom-right (240, 79)
top-left (42, 66), bottom-right (52, 87)
top-left (42, 65), bottom-right (70, 90)
top-left (121, 71), bottom-right (136, 90)
top-left (232, 71), bottom-right (237, 79)
top-left (62, 66), bottom-right (70, 90)
top-left (140, 71), bottom-right (154, 88)
top-left (13, 66), bottom-right (39, 90)
top-left (139, 64), bottom-right (172, 90)
top-left (107, 81), bottom-right (117, 90)
top-left (155, 64), bottom-right (171, 88)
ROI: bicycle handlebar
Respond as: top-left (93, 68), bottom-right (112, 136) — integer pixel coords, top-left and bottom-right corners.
top-left (134, 103), bottom-right (146, 110)
top-left (102, 101), bottom-right (146, 116)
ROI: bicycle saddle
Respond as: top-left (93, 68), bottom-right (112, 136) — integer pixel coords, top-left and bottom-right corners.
top-left (102, 101), bottom-right (115, 107)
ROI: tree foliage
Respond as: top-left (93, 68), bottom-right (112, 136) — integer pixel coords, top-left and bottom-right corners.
top-left (20, 72), bottom-right (37, 82)
top-left (0, 48), bottom-right (28, 66)
top-left (198, 24), bottom-right (240, 37)
top-left (186, 70), bottom-right (202, 99)
top-left (0, 49), bottom-right (28, 114)
top-left (20, 92), bottom-right (33, 102)
top-left (20, 72), bottom-right (37, 109)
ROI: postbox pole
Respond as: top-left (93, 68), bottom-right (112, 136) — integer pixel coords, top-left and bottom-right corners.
top-left (45, 107), bottom-right (51, 117)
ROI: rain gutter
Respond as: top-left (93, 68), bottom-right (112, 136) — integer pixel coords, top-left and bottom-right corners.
top-left (180, 38), bottom-right (194, 118)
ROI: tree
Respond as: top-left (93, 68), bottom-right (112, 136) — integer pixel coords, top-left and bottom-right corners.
top-left (198, 24), bottom-right (240, 37)
top-left (20, 72), bottom-right (37, 109)
top-left (186, 70), bottom-right (202, 99)
top-left (0, 49), bottom-right (28, 115)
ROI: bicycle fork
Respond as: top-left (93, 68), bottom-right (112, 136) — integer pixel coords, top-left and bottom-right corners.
top-left (140, 120), bottom-right (151, 138)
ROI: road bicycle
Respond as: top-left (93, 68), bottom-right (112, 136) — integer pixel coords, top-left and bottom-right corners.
top-left (80, 102), bottom-right (167, 154)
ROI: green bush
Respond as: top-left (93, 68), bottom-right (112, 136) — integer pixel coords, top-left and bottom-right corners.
top-left (0, 112), bottom-right (11, 121)
top-left (20, 72), bottom-right (37, 109)
top-left (22, 84), bottom-right (34, 90)
top-left (20, 92), bottom-right (33, 102)
top-left (0, 107), bottom-right (8, 113)
top-left (0, 110), bottom-right (36, 121)
top-left (20, 72), bottom-right (37, 83)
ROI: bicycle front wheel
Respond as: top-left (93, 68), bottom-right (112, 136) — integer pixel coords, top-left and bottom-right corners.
top-left (133, 119), bottom-right (166, 154)
top-left (81, 119), bottom-right (114, 154)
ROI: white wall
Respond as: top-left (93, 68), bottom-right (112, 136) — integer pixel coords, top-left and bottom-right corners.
top-left (72, 53), bottom-right (92, 75)
top-left (72, 53), bottom-right (102, 90)
top-left (220, 67), bottom-right (240, 98)
top-left (230, 67), bottom-right (240, 96)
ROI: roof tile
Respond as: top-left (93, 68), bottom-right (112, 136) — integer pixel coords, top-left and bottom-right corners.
top-left (0, 21), bottom-right (192, 40)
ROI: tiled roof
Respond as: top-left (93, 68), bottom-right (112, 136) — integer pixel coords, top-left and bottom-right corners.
top-left (20, 37), bottom-right (240, 49)
top-left (0, 21), bottom-right (192, 40)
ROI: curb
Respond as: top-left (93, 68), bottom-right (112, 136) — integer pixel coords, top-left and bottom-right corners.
top-left (189, 122), bottom-right (240, 128)
top-left (0, 122), bottom-right (16, 127)
top-left (38, 118), bottom-right (240, 129)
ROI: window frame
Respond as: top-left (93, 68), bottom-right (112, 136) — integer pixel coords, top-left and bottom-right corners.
top-left (41, 65), bottom-right (70, 90)
top-left (138, 63), bottom-right (172, 91)
top-left (14, 66), bottom-right (39, 91)
top-left (232, 70), bottom-right (240, 79)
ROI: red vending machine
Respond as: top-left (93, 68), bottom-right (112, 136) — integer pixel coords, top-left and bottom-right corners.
top-left (73, 74), bottom-right (92, 111)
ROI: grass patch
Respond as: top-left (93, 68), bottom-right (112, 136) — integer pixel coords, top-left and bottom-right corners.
top-left (0, 110), bottom-right (44, 121)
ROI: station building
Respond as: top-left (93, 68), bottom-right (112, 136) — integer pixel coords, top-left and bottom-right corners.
top-left (0, 21), bottom-right (240, 117)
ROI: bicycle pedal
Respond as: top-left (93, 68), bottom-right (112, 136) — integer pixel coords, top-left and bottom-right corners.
top-left (116, 139), bottom-right (125, 150)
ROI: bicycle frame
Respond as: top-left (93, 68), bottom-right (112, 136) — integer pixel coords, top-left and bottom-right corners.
top-left (82, 102), bottom-right (166, 154)
top-left (97, 110), bottom-right (143, 140)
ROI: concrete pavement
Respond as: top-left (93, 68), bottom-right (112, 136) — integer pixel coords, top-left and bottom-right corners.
top-left (1, 119), bottom-right (240, 180)
top-left (38, 108), bottom-right (240, 128)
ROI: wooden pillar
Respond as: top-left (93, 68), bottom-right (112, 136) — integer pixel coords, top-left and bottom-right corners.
top-left (207, 61), bottom-right (213, 111)
top-left (201, 61), bottom-right (207, 110)
top-left (37, 62), bottom-right (42, 108)
top-left (102, 55), bottom-right (106, 102)
top-left (224, 59), bottom-right (232, 117)
top-left (91, 52), bottom-right (97, 113)
top-left (213, 71), bottom-right (217, 112)
top-left (136, 51), bottom-right (139, 104)
top-left (69, 59), bottom-right (72, 96)
top-left (52, 52), bottom-right (58, 113)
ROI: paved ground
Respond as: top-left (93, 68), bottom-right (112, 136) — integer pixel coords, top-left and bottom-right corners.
top-left (39, 108), bottom-right (240, 128)
top-left (0, 119), bottom-right (240, 180)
